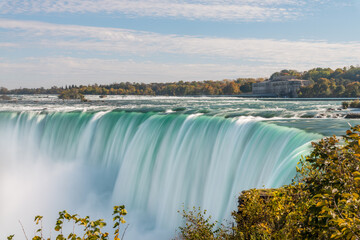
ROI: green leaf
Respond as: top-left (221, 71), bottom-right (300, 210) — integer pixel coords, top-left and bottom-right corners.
top-left (113, 222), bottom-right (119, 228)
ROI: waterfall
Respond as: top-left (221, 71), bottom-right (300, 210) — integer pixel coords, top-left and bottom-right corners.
top-left (0, 111), bottom-right (321, 238)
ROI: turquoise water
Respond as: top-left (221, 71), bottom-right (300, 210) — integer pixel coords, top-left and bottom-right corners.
top-left (0, 96), bottom-right (358, 238)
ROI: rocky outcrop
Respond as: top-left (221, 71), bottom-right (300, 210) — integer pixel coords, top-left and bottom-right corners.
top-left (345, 113), bottom-right (360, 119)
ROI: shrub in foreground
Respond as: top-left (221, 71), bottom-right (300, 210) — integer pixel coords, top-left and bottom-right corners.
top-left (8, 205), bottom-right (127, 240)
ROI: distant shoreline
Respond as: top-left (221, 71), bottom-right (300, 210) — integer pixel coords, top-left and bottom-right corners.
top-left (1, 93), bottom-right (360, 101)
top-left (2, 66), bottom-right (360, 98)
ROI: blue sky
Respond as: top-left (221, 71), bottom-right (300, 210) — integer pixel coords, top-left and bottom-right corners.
top-left (0, 0), bottom-right (359, 88)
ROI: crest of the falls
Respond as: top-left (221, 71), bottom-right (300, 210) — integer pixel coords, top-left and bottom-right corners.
top-left (0, 111), bottom-right (321, 238)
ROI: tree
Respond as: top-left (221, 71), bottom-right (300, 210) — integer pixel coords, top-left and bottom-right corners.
top-left (0, 87), bottom-right (8, 94)
top-left (58, 89), bottom-right (88, 102)
top-left (223, 82), bottom-right (240, 95)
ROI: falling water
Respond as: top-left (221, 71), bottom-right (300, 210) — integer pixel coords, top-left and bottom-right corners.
top-left (0, 111), bottom-right (321, 238)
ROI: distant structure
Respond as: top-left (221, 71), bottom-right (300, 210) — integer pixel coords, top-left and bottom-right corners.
top-left (252, 75), bottom-right (311, 97)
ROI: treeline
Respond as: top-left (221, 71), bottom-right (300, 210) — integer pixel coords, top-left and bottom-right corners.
top-left (2, 66), bottom-right (360, 97)
top-left (0, 78), bottom-right (259, 96)
top-left (271, 66), bottom-right (360, 97)
top-left (0, 86), bottom-right (61, 95)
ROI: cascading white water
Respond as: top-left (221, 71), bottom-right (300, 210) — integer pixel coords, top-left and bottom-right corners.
top-left (0, 111), bottom-right (321, 239)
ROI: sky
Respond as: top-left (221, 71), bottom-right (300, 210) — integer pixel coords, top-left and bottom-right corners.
top-left (0, 0), bottom-right (360, 88)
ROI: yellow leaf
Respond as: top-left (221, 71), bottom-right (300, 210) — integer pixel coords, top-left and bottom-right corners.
top-left (316, 201), bottom-right (327, 207)
top-left (330, 233), bottom-right (338, 238)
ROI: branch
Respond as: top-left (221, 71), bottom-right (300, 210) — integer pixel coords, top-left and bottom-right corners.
top-left (121, 224), bottom-right (129, 240)
top-left (18, 220), bottom-right (29, 240)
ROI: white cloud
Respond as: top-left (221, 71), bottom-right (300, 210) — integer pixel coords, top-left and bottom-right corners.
top-left (0, 42), bottom-right (18, 47)
top-left (1, 19), bottom-right (359, 67)
top-left (0, 19), bottom-right (359, 88)
top-left (0, 57), bottom-right (320, 88)
top-left (0, 0), bottom-right (316, 21)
